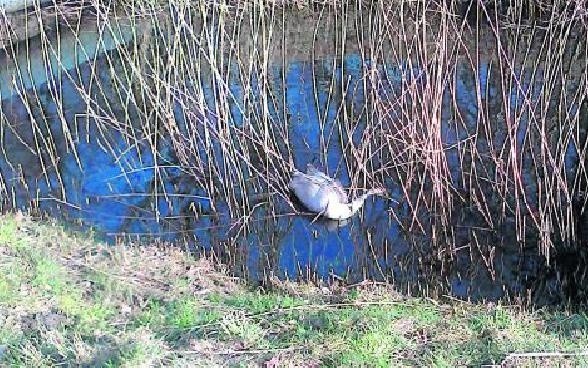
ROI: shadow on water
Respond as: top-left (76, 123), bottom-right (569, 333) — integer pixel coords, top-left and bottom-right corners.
top-left (1, 5), bottom-right (587, 306)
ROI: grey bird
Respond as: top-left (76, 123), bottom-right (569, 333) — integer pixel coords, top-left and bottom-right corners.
top-left (288, 164), bottom-right (385, 220)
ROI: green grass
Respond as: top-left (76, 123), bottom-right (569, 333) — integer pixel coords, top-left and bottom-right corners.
top-left (0, 216), bottom-right (18, 244)
top-left (223, 292), bottom-right (306, 313)
top-left (0, 213), bottom-right (587, 367)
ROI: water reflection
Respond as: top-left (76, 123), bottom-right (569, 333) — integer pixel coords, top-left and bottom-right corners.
top-left (0, 13), bottom-right (585, 306)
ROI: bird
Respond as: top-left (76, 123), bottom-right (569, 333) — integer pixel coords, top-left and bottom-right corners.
top-left (288, 164), bottom-right (385, 220)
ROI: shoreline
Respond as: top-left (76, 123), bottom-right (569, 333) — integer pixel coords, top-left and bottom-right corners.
top-left (0, 212), bottom-right (586, 366)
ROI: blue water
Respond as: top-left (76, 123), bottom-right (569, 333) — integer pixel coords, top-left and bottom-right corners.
top-left (0, 20), bottom-right (582, 305)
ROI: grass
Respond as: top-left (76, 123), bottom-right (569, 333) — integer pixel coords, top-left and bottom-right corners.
top-left (0, 213), bottom-right (587, 367)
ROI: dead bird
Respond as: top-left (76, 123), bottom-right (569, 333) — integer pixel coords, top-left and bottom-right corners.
top-left (288, 164), bottom-right (385, 220)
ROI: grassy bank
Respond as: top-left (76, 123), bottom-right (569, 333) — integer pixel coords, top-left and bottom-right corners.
top-left (0, 213), bottom-right (586, 367)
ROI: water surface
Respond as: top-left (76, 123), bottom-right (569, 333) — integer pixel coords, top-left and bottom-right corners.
top-left (1, 6), bottom-right (586, 305)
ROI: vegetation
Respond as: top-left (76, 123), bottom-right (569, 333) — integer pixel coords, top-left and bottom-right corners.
top-left (1, 0), bottom-right (587, 260)
top-left (1, 1), bottom-right (588, 365)
top-left (0, 213), bottom-right (586, 367)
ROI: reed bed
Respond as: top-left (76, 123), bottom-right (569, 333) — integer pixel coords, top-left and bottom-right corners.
top-left (0, 0), bottom-right (587, 289)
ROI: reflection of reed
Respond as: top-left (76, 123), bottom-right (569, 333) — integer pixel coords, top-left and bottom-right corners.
top-left (0, 1), bottom-right (587, 302)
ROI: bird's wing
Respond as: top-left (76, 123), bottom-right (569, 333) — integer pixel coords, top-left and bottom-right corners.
top-left (306, 164), bottom-right (348, 202)
top-left (289, 170), bottom-right (328, 212)
top-left (306, 164), bottom-right (328, 178)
